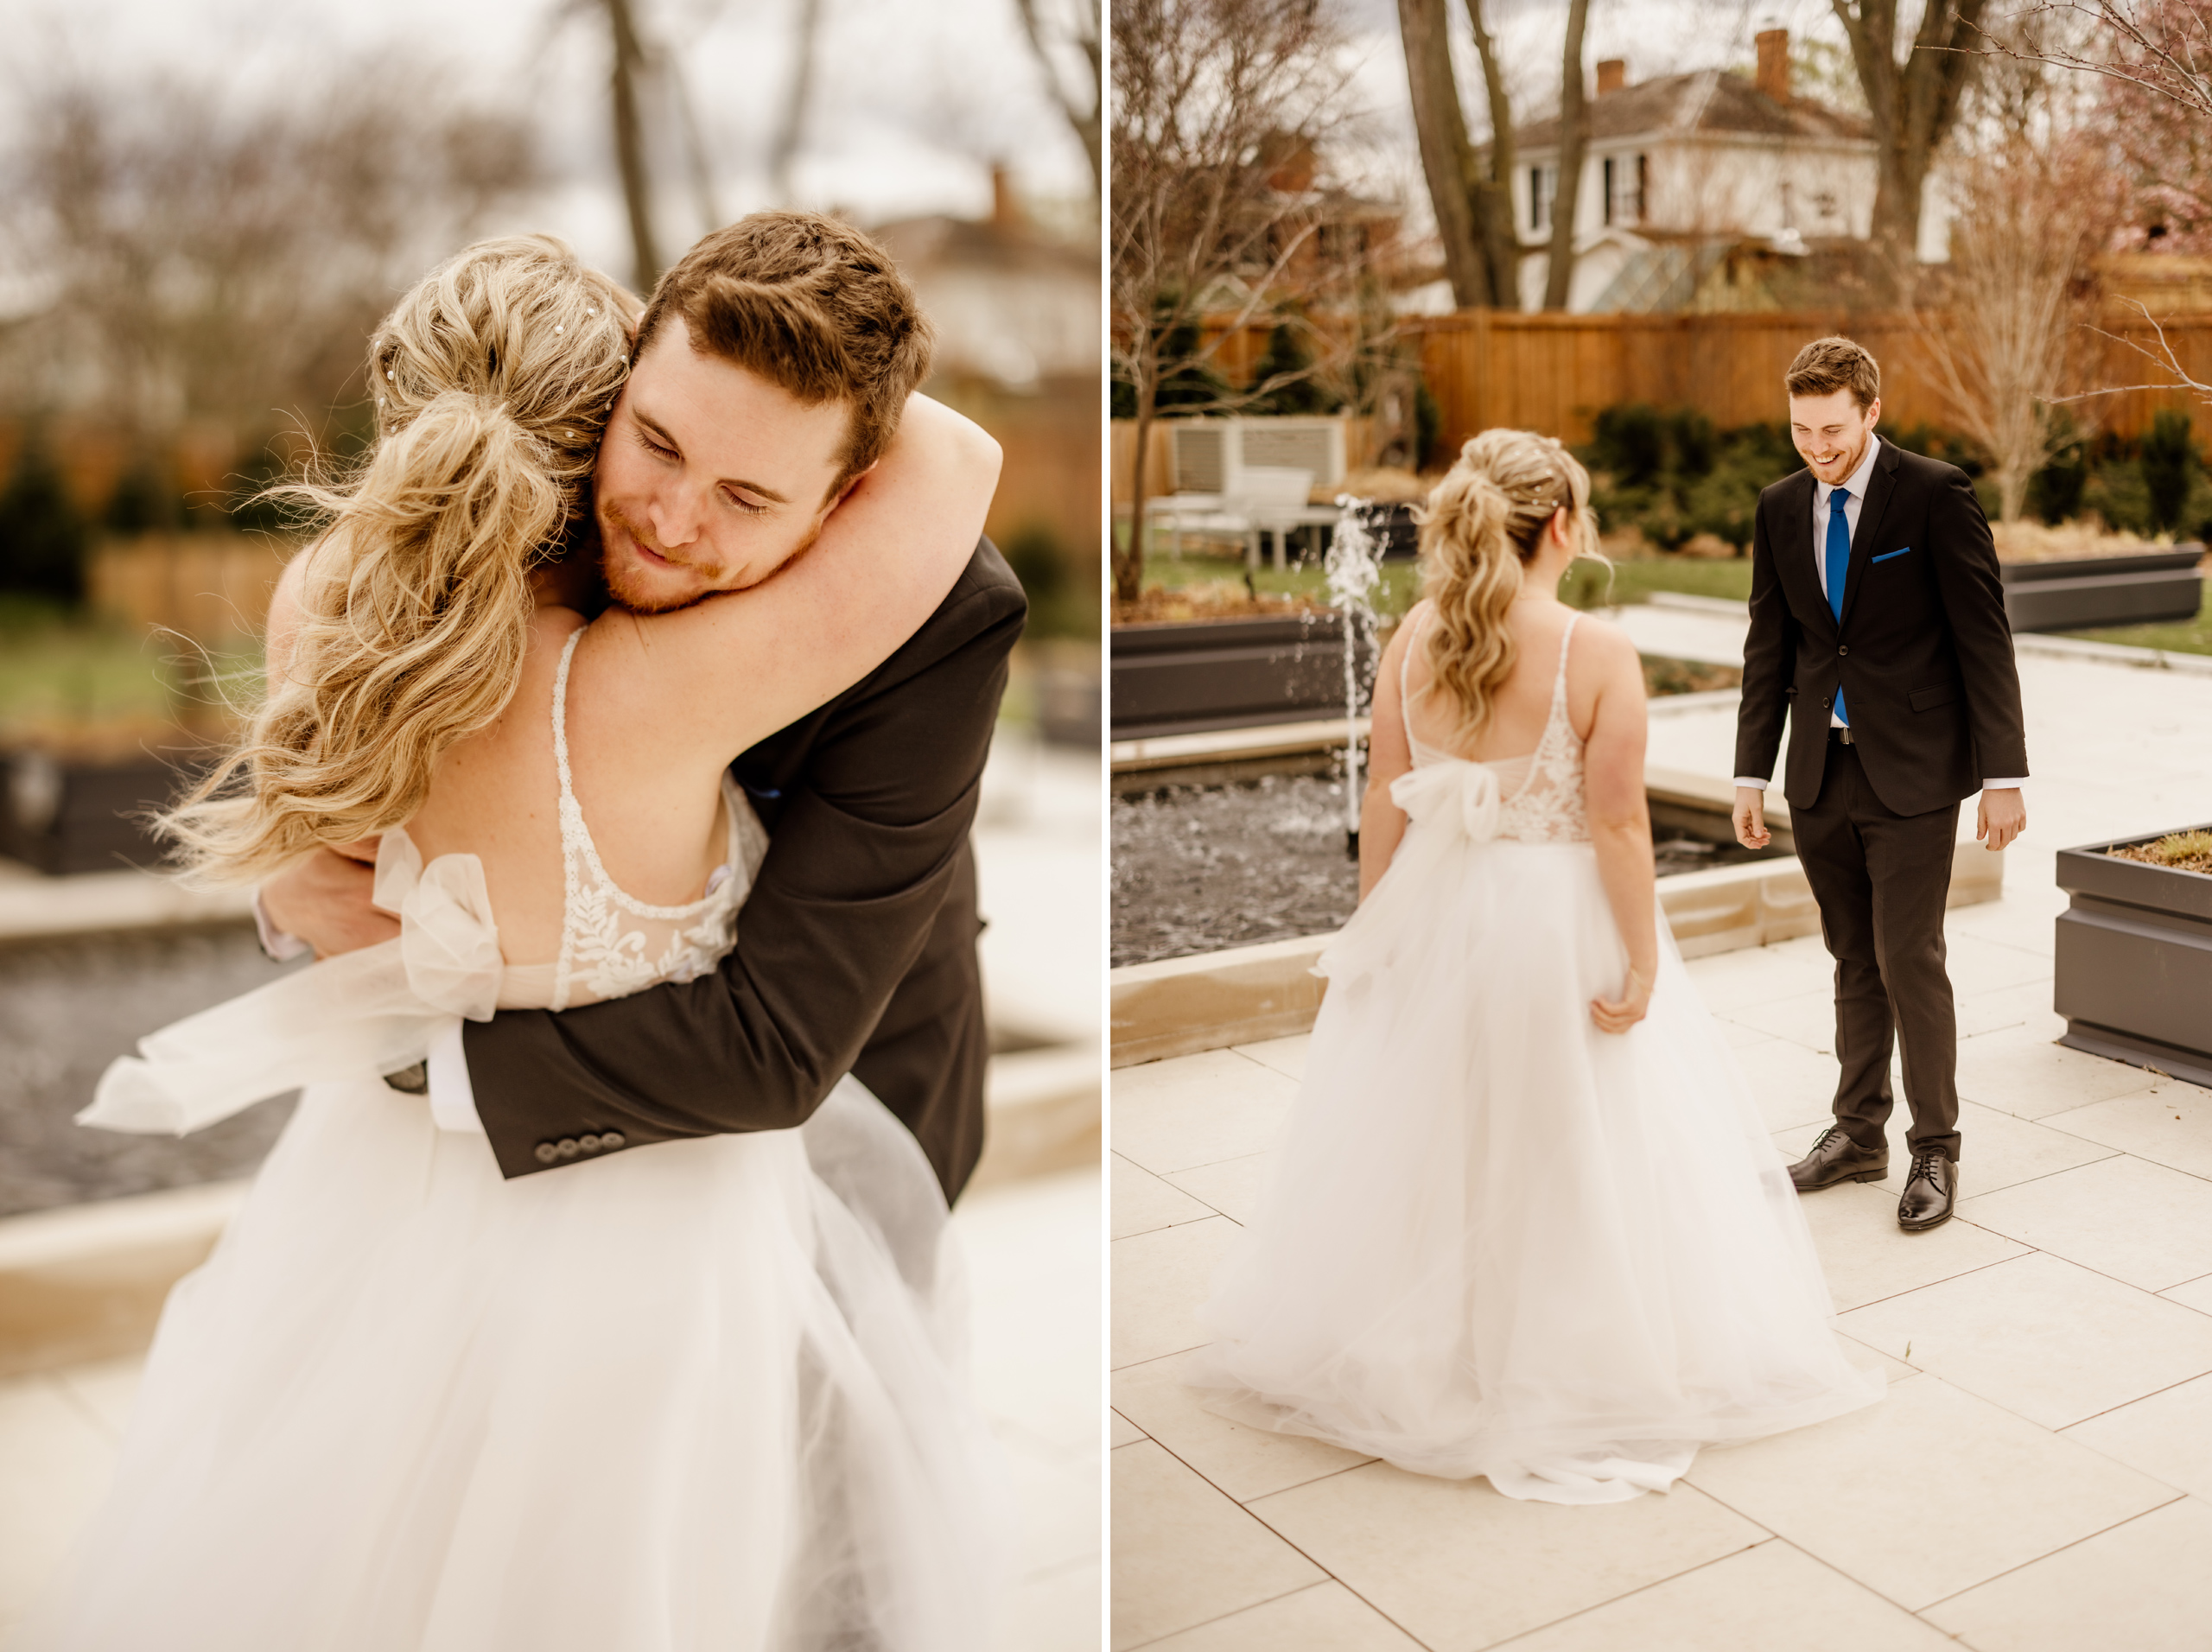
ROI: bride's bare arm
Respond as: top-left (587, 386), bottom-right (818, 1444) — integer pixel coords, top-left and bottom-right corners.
top-left (582, 394), bottom-right (1001, 764)
top-left (1581, 620), bottom-right (1657, 1031)
top-left (1358, 620), bottom-right (1417, 901)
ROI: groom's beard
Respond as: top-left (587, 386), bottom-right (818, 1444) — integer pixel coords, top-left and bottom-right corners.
top-left (598, 499), bottom-right (828, 614)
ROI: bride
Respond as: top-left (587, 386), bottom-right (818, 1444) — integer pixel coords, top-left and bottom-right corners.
top-left (1188, 429), bottom-right (1884, 1504)
top-left (14, 237), bottom-right (1006, 1648)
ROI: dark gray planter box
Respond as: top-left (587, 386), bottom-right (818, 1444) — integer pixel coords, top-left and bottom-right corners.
top-left (1111, 613), bottom-right (1376, 740)
top-left (2001, 545), bottom-right (2204, 633)
top-left (1, 747), bottom-right (200, 877)
top-left (2054, 827), bottom-right (2212, 1088)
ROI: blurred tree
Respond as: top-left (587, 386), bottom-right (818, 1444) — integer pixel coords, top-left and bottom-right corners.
top-left (1910, 29), bottom-right (2118, 521)
top-left (3, 54), bottom-right (534, 462)
top-left (1395, 0), bottom-right (1518, 310)
top-left (1830, 0), bottom-right (1990, 292)
top-left (1109, 0), bottom-right (1357, 600)
top-left (0, 434), bottom-right (90, 604)
top-left (1541, 0), bottom-right (1591, 312)
top-left (1246, 325), bottom-right (1335, 415)
top-left (1014, 0), bottom-right (1104, 197)
top-left (599, 0), bottom-right (664, 291)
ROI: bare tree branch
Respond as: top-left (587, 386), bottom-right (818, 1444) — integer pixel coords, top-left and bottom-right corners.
top-left (1015, 0), bottom-right (1104, 196)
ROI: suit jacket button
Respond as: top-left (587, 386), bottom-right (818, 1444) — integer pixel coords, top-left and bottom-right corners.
top-left (601, 1132), bottom-right (626, 1150)
top-left (577, 1134), bottom-right (600, 1153)
top-left (556, 1138), bottom-right (580, 1159)
top-left (534, 1143), bottom-right (557, 1165)
top-left (1838, 645), bottom-right (1848, 656)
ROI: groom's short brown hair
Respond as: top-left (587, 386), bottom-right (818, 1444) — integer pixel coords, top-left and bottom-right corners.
top-left (1785, 337), bottom-right (1881, 410)
top-left (635, 212), bottom-right (935, 496)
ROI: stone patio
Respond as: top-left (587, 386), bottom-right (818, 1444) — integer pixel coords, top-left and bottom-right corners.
top-left (1110, 614), bottom-right (2212, 1650)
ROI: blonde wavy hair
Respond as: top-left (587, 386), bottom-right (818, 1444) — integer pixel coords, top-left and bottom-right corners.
top-left (162, 235), bottom-right (641, 886)
top-left (1413, 428), bottom-right (1602, 747)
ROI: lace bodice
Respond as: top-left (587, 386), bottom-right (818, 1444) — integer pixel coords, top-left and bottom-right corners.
top-left (543, 626), bottom-right (767, 1011)
top-left (1401, 608), bottom-right (1590, 845)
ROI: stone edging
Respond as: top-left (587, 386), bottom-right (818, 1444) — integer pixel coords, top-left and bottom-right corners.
top-left (1110, 836), bottom-right (2005, 1068)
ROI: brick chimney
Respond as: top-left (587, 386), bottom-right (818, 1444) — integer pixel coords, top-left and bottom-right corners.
top-left (1756, 29), bottom-right (1790, 102)
top-left (1596, 59), bottom-right (1625, 95)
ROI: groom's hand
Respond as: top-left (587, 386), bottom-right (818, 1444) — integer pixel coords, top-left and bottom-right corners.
top-left (1732, 786), bottom-right (1770, 850)
top-left (260, 843), bottom-right (399, 959)
top-left (1977, 787), bottom-right (2025, 853)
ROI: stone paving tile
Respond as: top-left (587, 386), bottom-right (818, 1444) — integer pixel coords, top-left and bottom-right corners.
top-left (0, 1374), bottom-right (118, 1635)
top-left (1112, 1051), bottom-right (1300, 1179)
top-left (1923, 1496), bottom-right (2212, 1652)
top-left (1227, 1035), bottom-right (1308, 1083)
top-left (1679, 940), bottom-right (1836, 1013)
top-left (1960, 1153), bottom-right (2212, 1292)
top-left (1730, 1039), bottom-right (1849, 1132)
top-left (1955, 1032), bottom-right (2161, 1120)
top-left (1792, 1182), bottom-right (2030, 1312)
top-left (2162, 1273), bottom-right (2212, 1314)
top-left (1493, 1538), bottom-right (1960, 1652)
top-left (1113, 1153), bottom-right (1215, 1241)
top-left (1772, 1098), bottom-right (2118, 1199)
top-left (1162, 1153), bottom-right (1268, 1225)
top-left (1250, 1462), bottom-right (1765, 1652)
top-left (2042, 1077), bottom-right (2212, 1183)
top-left (1683, 1373), bottom-right (2176, 1611)
top-left (2063, 1371), bottom-right (2212, 1503)
top-left (1715, 1020), bottom-right (1774, 1051)
top-left (1112, 1217), bottom-right (1243, 1369)
top-left (1135, 1581), bottom-right (1424, 1650)
top-left (1838, 1251), bottom-right (2212, 1430)
top-left (1112, 1349), bottom-right (1372, 1503)
top-left (1110, 1408), bottom-right (1147, 1449)
top-left (1110, 1439), bottom-right (1324, 1652)
top-left (1942, 931), bottom-right (2057, 994)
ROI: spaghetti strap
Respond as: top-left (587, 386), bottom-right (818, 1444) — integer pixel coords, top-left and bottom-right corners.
top-left (1553, 612), bottom-right (1580, 702)
top-left (1398, 607), bottom-right (1425, 752)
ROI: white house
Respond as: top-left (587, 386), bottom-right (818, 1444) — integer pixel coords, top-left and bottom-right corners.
top-left (1509, 29), bottom-right (1949, 311)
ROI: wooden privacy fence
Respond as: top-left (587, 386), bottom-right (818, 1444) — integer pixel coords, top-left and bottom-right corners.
top-left (88, 533), bottom-right (294, 649)
top-left (1408, 308), bottom-right (2212, 457)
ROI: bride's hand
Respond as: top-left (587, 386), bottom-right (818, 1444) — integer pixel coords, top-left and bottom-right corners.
top-left (1591, 962), bottom-right (1656, 1035)
top-left (262, 844), bottom-right (399, 960)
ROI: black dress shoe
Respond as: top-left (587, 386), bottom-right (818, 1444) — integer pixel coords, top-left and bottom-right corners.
top-left (1787, 1125), bottom-right (1889, 1191)
top-left (1897, 1152), bottom-right (1957, 1231)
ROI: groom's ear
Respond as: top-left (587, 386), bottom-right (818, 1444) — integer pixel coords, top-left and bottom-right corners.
top-left (828, 462), bottom-right (880, 511)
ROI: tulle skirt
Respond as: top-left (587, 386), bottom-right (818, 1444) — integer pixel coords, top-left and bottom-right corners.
top-left (10, 1075), bottom-right (1005, 1649)
top-left (1188, 838), bottom-right (1884, 1503)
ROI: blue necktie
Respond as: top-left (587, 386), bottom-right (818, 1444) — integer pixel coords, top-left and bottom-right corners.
top-left (1826, 486), bottom-right (1851, 727)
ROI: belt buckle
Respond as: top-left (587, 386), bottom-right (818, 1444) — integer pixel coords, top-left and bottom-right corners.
top-left (1833, 727), bottom-right (1854, 746)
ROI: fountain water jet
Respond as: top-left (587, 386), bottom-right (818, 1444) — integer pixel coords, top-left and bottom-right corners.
top-left (1322, 498), bottom-right (1389, 854)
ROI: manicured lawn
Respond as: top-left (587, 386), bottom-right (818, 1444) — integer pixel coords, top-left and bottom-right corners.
top-left (1138, 547), bottom-right (1752, 617)
top-left (0, 600), bottom-right (257, 741)
top-left (2059, 582), bottom-right (2212, 656)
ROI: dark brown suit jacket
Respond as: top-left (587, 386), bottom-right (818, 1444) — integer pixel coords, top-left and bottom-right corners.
top-left (1735, 441), bottom-right (2028, 817)
top-left (461, 537), bottom-right (1027, 1204)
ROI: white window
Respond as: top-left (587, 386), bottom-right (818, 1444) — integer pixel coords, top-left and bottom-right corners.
top-left (1529, 164), bottom-right (1555, 232)
top-left (1603, 154), bottom-right (1646, 226)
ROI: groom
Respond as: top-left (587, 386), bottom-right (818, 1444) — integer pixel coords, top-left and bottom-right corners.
top-left (1732, 336), bottom-right (2027, 1233)
top-left (258, 212), bottom-right (1027, 1205)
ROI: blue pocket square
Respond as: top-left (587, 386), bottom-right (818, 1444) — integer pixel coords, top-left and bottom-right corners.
top-left (1872, 547), bottom-right (1913, 563)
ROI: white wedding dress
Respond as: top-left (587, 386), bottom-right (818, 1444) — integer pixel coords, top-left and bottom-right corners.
top-left (15, 630), bottom-right (1004, 1650)
top-left (1188, 612), bottom-right (1883, 1503)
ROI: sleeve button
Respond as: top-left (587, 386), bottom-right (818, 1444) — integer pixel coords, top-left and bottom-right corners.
top-left (601, 1132), bottom-right (626, 1150)
top-left (556, 1138), bottom-right (580, 1159)
top-left (534, 1143), bottom-right (557, 1165)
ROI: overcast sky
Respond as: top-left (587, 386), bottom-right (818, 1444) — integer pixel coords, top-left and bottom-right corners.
top-left (0, 0), bottom-right (1098, 277)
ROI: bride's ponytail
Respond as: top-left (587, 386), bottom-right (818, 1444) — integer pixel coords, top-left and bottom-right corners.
top-left (162, 236), bottom-right (639, 886)
top-left (1414, 428), bottom-right (1601, 747)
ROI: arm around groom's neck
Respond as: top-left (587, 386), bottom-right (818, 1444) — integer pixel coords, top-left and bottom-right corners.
top-left (461, 537), bottom-right (1027, 1205)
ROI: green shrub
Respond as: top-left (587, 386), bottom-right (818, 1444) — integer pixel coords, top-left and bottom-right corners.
top-left (0, 434), bottom-right (88, 605)
top-left (2141, 410), bottom-right (2198, 535)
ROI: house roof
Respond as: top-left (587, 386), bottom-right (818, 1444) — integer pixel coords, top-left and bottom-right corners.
top-left (1515, 68), bottom-right (1872, 152)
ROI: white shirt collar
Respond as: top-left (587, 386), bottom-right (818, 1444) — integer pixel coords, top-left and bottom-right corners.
top-left (1827, 432), bottom-right (1883, 505)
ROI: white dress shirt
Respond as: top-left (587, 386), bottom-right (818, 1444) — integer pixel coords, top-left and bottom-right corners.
top-left (1736, 435), bottom-right (2025, 795)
